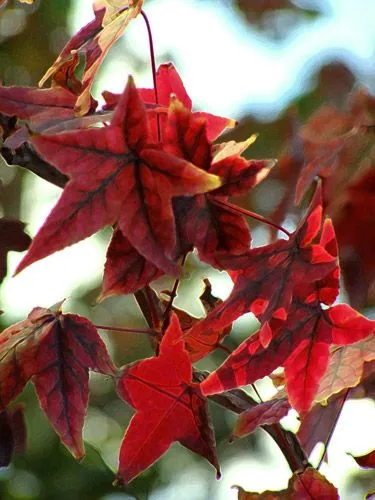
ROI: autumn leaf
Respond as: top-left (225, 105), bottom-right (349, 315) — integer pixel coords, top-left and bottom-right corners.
top-left (162, 278), bottom-right (232, 362)
top-left (234, 467), bottom-right (338, 499)
top-left (97, 94), bottom-right (270, 297)
top-left (314, 335), bottom-right (375, 404)
top-left (189, 184), bottom-right (336, 389)
top-left (15, 77), bottom-right (221, 277)
top-left (99, 227), bottom-right (163, 300)
top-left (297, 392), bottom-right (346, 457)
top-left (0, 304), bottom-right (115, 459)
top-left (0, 85), bottom-right (81, 132)
top-left (198, 213), bottom-right (374, 412)
top-left (165, 97), bottom-right (273, 263)
top-left (115, 313), bottom-right (220, 484)
top-left (230, 398), bottom-right (290, 441)
top-left (0, 218), bottom-right (31, 283)
top-left (350, 449), bottom-right (375, 469)
top-left (103, 62), bottom-right (236, 141)
top-left (40, 1), bottom-right (143, 115)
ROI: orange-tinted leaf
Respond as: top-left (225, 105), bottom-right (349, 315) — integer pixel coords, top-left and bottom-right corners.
top-left (235, 467), bottom-right (338, 499)
top-left (0, 305), bottom-right (115, 458)
top-left (231, 398), bottom-right (290, 440)
top-left (99, 227), bottom-right (163, 300)
top-left (16, 78), bottom-right (220, 276)
top-left (0, 218), bottom-right (31, 283)
top-left (40, 2), bottom-right (143, 115)
top-left (212, 134), bottom-right (258, 161)
top-left (315, 335), bottom-right (375, 403)
top-left (351, 449), bottom-right (375, 469)
top-left (116, 313), bottom-right (220, 483)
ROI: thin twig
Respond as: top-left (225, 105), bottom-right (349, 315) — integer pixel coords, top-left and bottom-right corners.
top-left (211, 197), bottom-right (292, 238)
top-left (94, 324), bottom-right (156, 335)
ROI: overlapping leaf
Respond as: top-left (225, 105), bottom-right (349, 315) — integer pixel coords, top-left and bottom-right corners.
top-left (314, 334), bottom-right (375, 403)
top-left (99, 227), bottom-right (163, 299)
top-left (235, 467), bottom-right (338, 499)
top-left (40, 1), bottom-right (143, 115)
top-left (197, 208), bottom-right (374, 411)
top-left (333, 167), bottom-right (375, 308)
top-left (297, 392), bottom-right (346, 457)
top-left (277, 89), bottom-right (375, 307)
top-left (15, 78), bottom-right (221, 277)
top-left (103, 62), bottom-right (236, 141)
top-left (165, 97), bottom-right (273, 264)
top-left (115, 313), bottom-right (220, 484)
top-left (231, 398), bottom-right (290, 441)
top-left (189, 184), bottom-right (336, 385)
top-left (161, 278), bottom-right (232, 362)
top-left (0, 83), bottom-right (99, 148)
top-left (0, 304), bottom-right (115, 458)
top-left (98, 97), bottom-right (270, 297)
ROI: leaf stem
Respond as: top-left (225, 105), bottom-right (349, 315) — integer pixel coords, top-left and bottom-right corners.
top-left (94, 324), bottom-right (156, 335)
top-left (216, 344), bottom-right (233, 355)
top-left (141, 10), bottom-right (161, 142)
top-left (211, 198), bottom-right (291, 238)
top-left (134, 286), bottom-right (162, 331)
top-left (251, 382), bottom-right (264, 403)
top-left (162, 253), bottom-right (188, 328)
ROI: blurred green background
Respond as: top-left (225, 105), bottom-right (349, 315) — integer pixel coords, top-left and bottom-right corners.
top-left (0, 0), bottom-right (375, 499)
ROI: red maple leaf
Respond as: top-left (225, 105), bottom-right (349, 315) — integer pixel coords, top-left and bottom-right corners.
top-left (187, 184), bottom-right (336, 365)
top-left (0, 303), bottom-right (115, 458)
top-left (115, 313), bottom-right (220, 484)
top-left (160, 278), bottom-right (232, 362)
top-left (198, 215), bottom-right (374, 412)
top-left (99, 227), bottom-right (163, 299)
top-left (103, 62), bottom-right (236, 141)
top-left (98, 97), bottom-right (270, 298)
top-left (0, 85), bottom-right (80, 131)
top-left (15, 77), bottom-right (221, 276)
top-left (165, 97), bottom-right (273, 263)
top-left (0, 82), bottom-right (99, 149)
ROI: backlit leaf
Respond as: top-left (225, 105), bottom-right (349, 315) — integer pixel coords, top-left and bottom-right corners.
top-left (0, 305), bottom-right (115, 458)
top-left (16, 78), bottom-right (220, 276)
top-left (116, 313), bottom-right (220, 483)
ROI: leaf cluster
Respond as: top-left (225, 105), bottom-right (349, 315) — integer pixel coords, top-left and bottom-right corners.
top-left (0, 1), bottom-right (374, 497)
